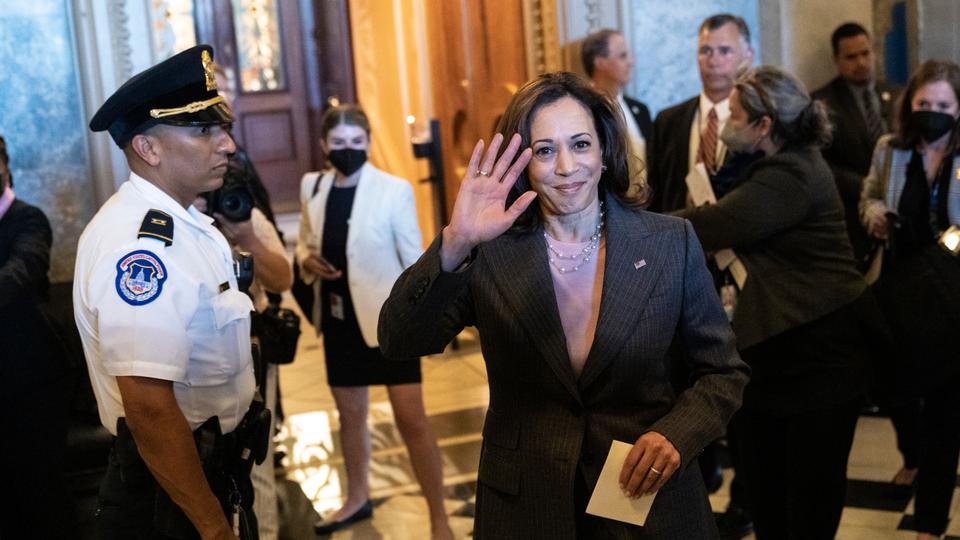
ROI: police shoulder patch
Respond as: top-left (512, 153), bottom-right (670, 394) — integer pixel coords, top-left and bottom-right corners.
top-left (115, 250), bottom-right (168, 306)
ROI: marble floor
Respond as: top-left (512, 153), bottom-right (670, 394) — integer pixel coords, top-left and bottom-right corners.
top-left (271, 213), bottom-right (960, 539)
top-left (272, 308), bottom-right (960, 540)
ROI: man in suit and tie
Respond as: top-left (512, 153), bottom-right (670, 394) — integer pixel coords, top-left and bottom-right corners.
top-left (645, 14), bottom-right (756, 538)
top-left (646, 14), bottom-right (755, 213)
top-left (582, 28), bottom-right (652, 187)
top-left (812, 22), bottom-right (900, 270)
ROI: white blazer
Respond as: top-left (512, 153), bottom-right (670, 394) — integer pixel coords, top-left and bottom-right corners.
top-left (296, 163), bottom-right (423, 347)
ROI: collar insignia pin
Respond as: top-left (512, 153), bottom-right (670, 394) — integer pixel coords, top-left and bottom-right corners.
top-left (634, 259), bottom-right (646, 270)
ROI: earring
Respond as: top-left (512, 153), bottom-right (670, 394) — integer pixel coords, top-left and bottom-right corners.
top-left (601, 164), bottom-right (608, 172)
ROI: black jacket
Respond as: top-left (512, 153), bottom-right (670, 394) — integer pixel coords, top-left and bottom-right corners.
top-left (675, 145), bottom-right (866, 349)
top-left (647, 97), bottom-right (699, 212)
top-left (0, 200), bottom-right (65, 394)
top-left (812, 76), bottom-right (900, 265)
top-left (623, 95), bottom-right (652, 140)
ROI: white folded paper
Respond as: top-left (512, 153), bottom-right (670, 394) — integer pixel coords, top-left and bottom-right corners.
top-left (585, 440), bottom-right (658, 526)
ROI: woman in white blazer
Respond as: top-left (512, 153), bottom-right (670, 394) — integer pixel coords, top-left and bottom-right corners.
top-left (297, 105), bottom-right (453, 539)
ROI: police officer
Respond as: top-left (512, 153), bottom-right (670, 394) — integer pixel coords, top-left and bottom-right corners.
top-left (74, 45), bottom-right (258, 539)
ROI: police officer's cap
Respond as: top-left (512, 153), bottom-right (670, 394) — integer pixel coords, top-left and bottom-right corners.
top-left (90, 45), bottom-right (233, 148)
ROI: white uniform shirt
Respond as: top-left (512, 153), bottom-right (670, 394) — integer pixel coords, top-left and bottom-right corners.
top-left (74, 173), bottom-right (255, 436)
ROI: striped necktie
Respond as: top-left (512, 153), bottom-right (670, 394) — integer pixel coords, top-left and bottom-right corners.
top-left (699, 107), bottom-right (718, 174)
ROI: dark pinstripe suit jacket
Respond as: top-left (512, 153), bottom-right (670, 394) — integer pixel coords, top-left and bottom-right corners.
top-left (379, 194), bottom-right (749, 539)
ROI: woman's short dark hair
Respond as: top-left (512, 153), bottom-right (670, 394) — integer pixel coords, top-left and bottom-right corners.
top-left (735, 66), bottom-right (832, 148)
top-left (495, 72), bottom-right (645, 232)
top-left (892, 59), bottom-right (960, 150)
top-left (320, 104), bottom-right (371, 140)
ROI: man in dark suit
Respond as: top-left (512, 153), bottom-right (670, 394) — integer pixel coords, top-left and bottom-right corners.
top-left (0, 135), bottom-right (74, 539)
top-left (646, 14), bottom-right (754, 213)
top-left (812, 22), bottom-right (900, 270)
top-left (582, 29), bottom-right (652, 185)
top-left (645, 14), bottom-right (756, 538)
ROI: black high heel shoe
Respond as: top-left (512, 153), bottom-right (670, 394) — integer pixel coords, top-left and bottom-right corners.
top-left (313, 500), bottom-right (374, 535)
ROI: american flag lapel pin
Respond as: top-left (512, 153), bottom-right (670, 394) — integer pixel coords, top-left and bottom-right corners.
top-left (634, 259), bottom-right (647, 270)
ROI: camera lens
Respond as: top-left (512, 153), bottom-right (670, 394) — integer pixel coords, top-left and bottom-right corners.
top-left (220, 188), bottom-right (253, 222)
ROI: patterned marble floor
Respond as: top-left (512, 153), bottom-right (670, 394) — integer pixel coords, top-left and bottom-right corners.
top-left (273, 312), bottom-right (960, 540)
top-left (271, 213), bottom-right (960, 539)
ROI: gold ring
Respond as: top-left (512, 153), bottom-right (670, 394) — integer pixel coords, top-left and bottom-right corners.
top-left (650, 466), bottom-right (661, 475)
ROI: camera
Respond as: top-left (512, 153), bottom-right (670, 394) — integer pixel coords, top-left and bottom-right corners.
top-left (201, 175), bottom-right (254, 222)
top-left (233, 252), bottom-right (254, 293)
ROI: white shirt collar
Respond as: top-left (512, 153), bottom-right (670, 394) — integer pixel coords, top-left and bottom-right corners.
top-left (616, 92), bottom-right (644, 141)
top-left (128, 172), bottom-right (216, 230)
top-left (699, 92), bottom-right (731, 123)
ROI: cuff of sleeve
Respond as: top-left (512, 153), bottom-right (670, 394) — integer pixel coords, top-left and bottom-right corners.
top-left (647, 417), bottom-right (702, 470)
top-left (104, 360), bottom-right (187, 383)
top-left (422, 234), bottom-right (474, 301)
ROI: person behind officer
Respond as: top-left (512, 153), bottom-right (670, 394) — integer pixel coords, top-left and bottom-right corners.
top-left (74, 45), bottom-right (262, 539)
top-left (813, 22), bottom-right (900, 271)
top-left (0, 135), bottom-right (75, 539)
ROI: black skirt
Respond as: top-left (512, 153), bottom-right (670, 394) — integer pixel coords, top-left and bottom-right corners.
top-left (320, 285), bottom-right (420, 387)
top-left (319, 184), bottom-right (420, 387)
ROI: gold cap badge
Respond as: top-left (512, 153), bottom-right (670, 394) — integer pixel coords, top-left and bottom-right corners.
top-left (202, 50), bottom-right (216, 92)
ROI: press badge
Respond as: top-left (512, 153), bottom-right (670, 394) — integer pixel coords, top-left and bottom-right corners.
top-left (329, 292), bottom-right (345, 320)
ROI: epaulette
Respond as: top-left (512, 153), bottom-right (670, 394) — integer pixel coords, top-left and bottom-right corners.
top-left (138, 209), bottom-right (174, 246)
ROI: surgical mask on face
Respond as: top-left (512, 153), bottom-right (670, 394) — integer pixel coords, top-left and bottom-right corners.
top-left (327, 148), bottom-right (367, 176)
top-left (719, 121), bottom-right (760, 154)
top-left (908, 110), bottom-right (957, 143)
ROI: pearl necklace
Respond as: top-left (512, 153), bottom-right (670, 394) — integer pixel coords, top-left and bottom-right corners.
top-left (544, 203), bottom-right (605, 274)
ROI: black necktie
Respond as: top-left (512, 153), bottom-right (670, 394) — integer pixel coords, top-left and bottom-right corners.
top-left (862, 88), bottom-right (886, 143)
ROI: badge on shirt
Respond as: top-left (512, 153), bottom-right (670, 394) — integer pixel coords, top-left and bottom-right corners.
top-left (115, 250), bottom-right (168, 306)
top-left (329, 292), bottom-right (345, 321)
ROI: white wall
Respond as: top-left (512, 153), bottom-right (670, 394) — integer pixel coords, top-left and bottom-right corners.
top-left (918, 0), bottom-right (960, 63)
top-left (762, 0), bottom-right (874, 92)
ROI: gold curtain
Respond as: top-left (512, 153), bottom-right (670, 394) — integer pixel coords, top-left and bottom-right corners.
top-left (348, 0), bottom-right (435, 242)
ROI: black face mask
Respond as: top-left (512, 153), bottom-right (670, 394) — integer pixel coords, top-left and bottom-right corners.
top-left (909, 110), bottom-right (957, 142)
top-left (327, 148), bottom-right (367, 176)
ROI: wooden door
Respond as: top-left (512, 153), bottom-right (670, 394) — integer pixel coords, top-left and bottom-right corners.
top-left (425, 0), bottom-right (529, 218)
top-left (195, 0), bottom-right (313, 213)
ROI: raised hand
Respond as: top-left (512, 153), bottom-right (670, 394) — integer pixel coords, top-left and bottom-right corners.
top-left (440, 133), bottom-right (537, 271)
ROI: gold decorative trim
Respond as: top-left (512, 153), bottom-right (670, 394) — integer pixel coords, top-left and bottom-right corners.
top-left (149, 96), bottom-right (224, 118)
top-left (522, 0), bottom-right (562, 76)
top-left (201, 49), bottom-right (216, 91)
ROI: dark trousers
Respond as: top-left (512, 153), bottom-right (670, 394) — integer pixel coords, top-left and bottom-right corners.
top-left (885, 397), bottom-right (923, 470)
top-left (96, 429), bottom-right (258, 539)
top-left (913, 376), bottom-right (960, 535)
top-left (0, 374), bottom-right (73, 540)
top-left (736, 399), bottom-right (860, 540)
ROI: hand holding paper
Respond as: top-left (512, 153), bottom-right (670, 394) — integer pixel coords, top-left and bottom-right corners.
top-left (586, 440), bottom-right (661, 526)
top-left (620, 431), bottom-right (680, 497)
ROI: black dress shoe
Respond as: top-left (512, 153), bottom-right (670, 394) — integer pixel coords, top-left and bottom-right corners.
top-left (314, 500), bottom-right (374, 535)
top-left (716, 503), bottom-right (753, 540)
